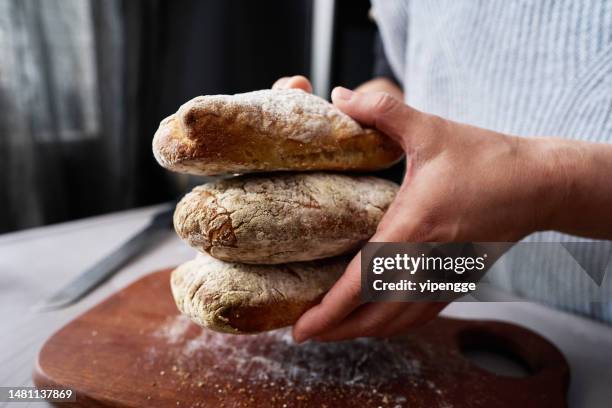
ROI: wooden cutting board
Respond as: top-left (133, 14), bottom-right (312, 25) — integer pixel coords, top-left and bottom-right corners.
top-left (34, 269), bottom-right (569, 407)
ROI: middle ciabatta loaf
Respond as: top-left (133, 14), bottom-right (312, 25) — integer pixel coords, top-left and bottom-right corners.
top-left (173, 172), bottom-right (398, 264)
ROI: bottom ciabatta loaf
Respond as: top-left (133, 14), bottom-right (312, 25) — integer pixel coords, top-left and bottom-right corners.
top-left (170, 253), bottom-right (348, 334)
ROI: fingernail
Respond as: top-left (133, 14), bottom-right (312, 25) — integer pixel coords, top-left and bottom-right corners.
top-left (276, 77), bottom-right (289, 89)
top-left (332, 86), bottom-right (354, 101)
top-left (293, 333), bottom-right (308, 344)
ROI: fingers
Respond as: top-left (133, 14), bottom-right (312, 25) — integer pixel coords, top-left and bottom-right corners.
top-left (331, 87), bottom-right (418, 145)
top-left (312, 302), bottom-right (406, 342)
top-left (292, 254), bottom-right (362, 343)
top-left (272, 77), bottom-right (290, 89)
top-left (272, 75), bottom-right (313, 93)
top-left (292, 190), bottom-right (437, 343)
top-left (291, 234), bottom-right (443, 343)
top-left (313, 302), bottom-right (446, 342)
top-left (288, 88), bottom-right (441, 343)
top-left (375, 303), bottom-right (446, 337)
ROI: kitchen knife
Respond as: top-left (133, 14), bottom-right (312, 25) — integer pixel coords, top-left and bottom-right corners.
top-left (33, 205), bottom-right (175, 312)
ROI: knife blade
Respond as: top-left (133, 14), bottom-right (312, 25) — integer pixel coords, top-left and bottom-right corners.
top-left (33, 205), bottom-right (175, 312)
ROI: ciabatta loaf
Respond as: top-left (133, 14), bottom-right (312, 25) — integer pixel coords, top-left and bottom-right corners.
top-left (173, 173), bottom-right (398, 264)
top-left (152, 89), bottom-right (403, 175)
top-left (170, 253), bottom-right (347, 334)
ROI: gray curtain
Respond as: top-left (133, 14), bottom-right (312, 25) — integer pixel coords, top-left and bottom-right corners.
top-left (0, 0), bottom-right (129, 232)
top-left (0, 0), bottom-right (313, 233)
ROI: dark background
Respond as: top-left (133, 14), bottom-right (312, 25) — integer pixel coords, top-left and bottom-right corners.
top-left (0, 0), bottom-right (381, 233)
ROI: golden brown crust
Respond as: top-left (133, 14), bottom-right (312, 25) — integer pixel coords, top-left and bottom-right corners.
top-left (173, 173), bottom-right (398, 264)
top-left (152, 89), bottom-right (403, 175)
top-left (170, 253), bottom-right (348, 334)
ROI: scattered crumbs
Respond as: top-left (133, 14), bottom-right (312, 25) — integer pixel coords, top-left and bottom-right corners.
top-left (146, 316), bottom-right (456, 406)
top-left (153, 315), bottom-right (193, 344)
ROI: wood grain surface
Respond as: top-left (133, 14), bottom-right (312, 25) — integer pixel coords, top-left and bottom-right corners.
top-left (33, 269), bottom-right (569, 407)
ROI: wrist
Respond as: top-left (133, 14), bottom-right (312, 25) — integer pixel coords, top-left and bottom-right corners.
top-left (523, 137), bottom-right (574, 232)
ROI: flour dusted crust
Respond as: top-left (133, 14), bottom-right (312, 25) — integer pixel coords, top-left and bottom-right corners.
top-left (170, 253), bottom-right (347, 334)
top-left (173, 173), bottom-right (398, 264)
top-left (152, 89), bottom-right (403, 175)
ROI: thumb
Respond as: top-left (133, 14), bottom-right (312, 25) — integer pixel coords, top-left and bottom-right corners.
top-left (331, 87), bottom-right (418, 145)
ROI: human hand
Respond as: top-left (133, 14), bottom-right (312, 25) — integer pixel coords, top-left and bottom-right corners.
top-left (292, 87), bottom-right (562, 342)
top-left (272, 75), bottom-right (313, 93)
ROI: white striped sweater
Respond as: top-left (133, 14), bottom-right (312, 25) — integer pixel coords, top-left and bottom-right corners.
top-left (372, 0), bottom-right (612, 322)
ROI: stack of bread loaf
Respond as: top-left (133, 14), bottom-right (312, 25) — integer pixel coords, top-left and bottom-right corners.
top-left (153, 89), bottom-right (402, 334)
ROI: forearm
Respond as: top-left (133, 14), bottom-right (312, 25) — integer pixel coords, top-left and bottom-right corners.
top-left (354, 77), bottom-right (403, 100)
top-left (534, 137), bottom-right (612, 239)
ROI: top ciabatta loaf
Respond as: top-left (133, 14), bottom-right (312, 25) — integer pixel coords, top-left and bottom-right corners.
top-left (152, 89), bottom-right (403, 175)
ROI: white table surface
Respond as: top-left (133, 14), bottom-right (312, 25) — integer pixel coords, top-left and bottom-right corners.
top-left (1, 205), bottom-right (611, 407)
